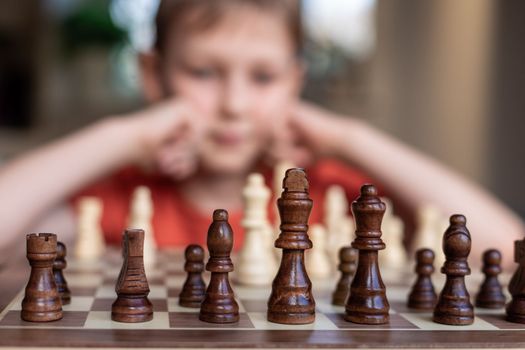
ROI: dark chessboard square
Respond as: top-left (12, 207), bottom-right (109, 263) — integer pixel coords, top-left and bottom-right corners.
top-left (478, 314), bottom-right (525, 329)
top-left (69, 286), bottom-right (98, 296)
top-left (0, 311), bottom-right (88, 327)
top-left (169, 312), bottom-right (254, 328)
top-left (91, 298), bottom-right (168, 311)
top-left (240, 299), bottom-right (267, 312)
top-left (167, 287), bottom-right (182, 297)
top-left (325, 312), bottom-right (418, 329)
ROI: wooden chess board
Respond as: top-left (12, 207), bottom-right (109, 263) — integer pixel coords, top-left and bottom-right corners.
top-left (0, 251), bottom-right (523, 349)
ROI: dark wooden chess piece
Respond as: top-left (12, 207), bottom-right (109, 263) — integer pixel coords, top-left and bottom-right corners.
top-left (112, 229), bottom-right (153, 323)
top-left (407, 248), bottom-right (437, 309)
top-left (332, 246), bottom-right (358, 306)
top-left (199, 209), bottom-right (239, 323)
top-left (475, 249), bottom-right (506, 309)
top-left (53, 241), bottom-right (71, 305)
top-left (21, 233), bottom-right (63, 322)
top-left (179, 244), bottom-right (206, 308)
top-left (267, 168), bottom-right (315, 324)
top-left (433, 214), bottom-right (474, 325)
top-left (345, 184), bottom-right (389, 324)
top-left (507, 238), bottom-right (525, 323)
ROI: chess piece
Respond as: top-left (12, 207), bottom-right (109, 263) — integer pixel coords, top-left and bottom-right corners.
top-left (413, 204), bottom-right (448, 269)
top-left (306, 224), bottom-right (331, 279)
top-left (75, 197), bottom-right (105, 261)
top-left (407, 248), bottom-right (437, 309)
top-left (53, 241), bottom-right (71, 305)
top-left (21, 233), bottom-right (63, 322)
top-left (128, 186), bottom-right (157, 269)
top-left (345, 184), bottom-right (389, 324)
top-left (112, 229), bottom-right (153, 323)
top-left (475, 249), bottom-right (506, 309)
top-left (235, 173), bottom-right (277, 285)
top-left (379, 198), bottom-right (406, 270)
top-left (268, 168), bottom-right (315, 324)
top-left (433, 215), bottom-right (474, 325)
top-left (332, 246), bottom-right (358, 306)
top-left (324, 185), bottom-right (354, 266)
top-left (507, 238), bottom-right (525, 323)
top-left (199, 209), bottom-right (239, 323)
top-left (179, 244), bottom-right (206, 308)
top-left (273, 161), bottom-right (295, 242)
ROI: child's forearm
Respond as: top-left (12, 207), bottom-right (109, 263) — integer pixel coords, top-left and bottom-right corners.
top-left (0, 117), bottom-right (141, 247)
top-left (332, 118), bottom-right (524, 268)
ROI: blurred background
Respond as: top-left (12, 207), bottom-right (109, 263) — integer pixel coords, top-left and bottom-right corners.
top-left (0, 0), bottom-right (523, 218)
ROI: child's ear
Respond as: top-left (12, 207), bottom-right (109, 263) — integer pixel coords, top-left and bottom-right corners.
top-left (138, 52), bottom-right (164, 103)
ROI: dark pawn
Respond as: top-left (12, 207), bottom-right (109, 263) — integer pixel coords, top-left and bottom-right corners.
top-left (345, 184), bottom-right (389, 324)
top-left (476, 249), bottom-right (506, 309)
top-left (53, 241), bottom-right (71, 305)
top-left (407, 249), bottom-right (437, 309)
top-left (179, 244), bottom-right (206, 308)
top-left (433, 215), bottom-right (474, 325)
top-left (332, 247), bottom-right (358, 306)
top-left (21, 233), bottom-right (63, 322)
top-left (507, 238), bottom-right (525, 323)
top-left (112, 229), bottom-right (153, 323)
top-left (199, 210), bottom-right (239, 323)
top-left (268, 168), bottom-right (315, 324)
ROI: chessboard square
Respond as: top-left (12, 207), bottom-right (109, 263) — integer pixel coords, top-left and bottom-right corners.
top-left (165, 275), bottom-right (186, 288)
top-left (0, 311), bottom-right (88, 327)
top-left (94, 285), bottom-right (116, 298)
top-left (389, 300), bottom-right (429, 314)
top-left (240, 299), bottom-right (266, 312)
top-left (69, 286), bottom-right (98, 296)
top-left (248, 312), bottom-right (338, 330)
top-left (7, 291), bottom-right (24, 311)
top-left (169, 312), bottom-right (254, 329)
top-left (66, 273), bottom-right (103, 287)
top-left (84, 311), bottom-right (170, 329)
top-left (400, 312), bottom-right (499, 330)
top-left (62, 296), bottom-right (95, 311)
top-left (91, 298), bottom-right (167, 312)
top-left (325, 313), bottom-right (417, 329)
top-left (315, 299), bottom-right (345, 314)
top-left (234, 286), bottom-right (270, 300)
top-left (477, 314), bottom-right (525, 330)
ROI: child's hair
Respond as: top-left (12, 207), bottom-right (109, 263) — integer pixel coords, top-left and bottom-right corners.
top-left (154, 0), bottom-right (302, 55)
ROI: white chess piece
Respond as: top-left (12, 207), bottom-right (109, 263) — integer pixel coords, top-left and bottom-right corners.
top-left (413, 204), bottom-right (448, 269)
top-left (324, 185), bottom-right (353, 265)
top-left (128, 186), bottom-right (157, 269)
top-left (379, 198), bottom-right (406, 270)
top-left (306, 224), bottom-right (331, 279)
top-left (235, 173), bottom-right (277, 285)
top-left (75, 197), bottom-right (105, 261)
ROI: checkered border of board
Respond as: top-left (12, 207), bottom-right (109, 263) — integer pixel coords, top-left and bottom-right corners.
top-left (0, 261), bottom-right (523, 332)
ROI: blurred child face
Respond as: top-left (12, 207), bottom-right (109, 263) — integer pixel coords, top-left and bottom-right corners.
top-left (146, 6), bottom-right (302, 176)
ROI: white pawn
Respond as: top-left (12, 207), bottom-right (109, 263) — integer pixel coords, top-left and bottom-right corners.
top-left (128, 186), bottom-right (156, 269)
top-left (235, 173), bottom-right (277, 285)
top-left (306, 224), bottom-right (331, 279)
top-left (75, 197), bottom-right (105, 261)
top-left (379, 198), bottom-right (406, 271)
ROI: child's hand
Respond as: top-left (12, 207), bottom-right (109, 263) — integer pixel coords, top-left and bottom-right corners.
top-left (267, 101), bottom-right (349, 167)
top-left (128, 99), bottom-right (205, 180)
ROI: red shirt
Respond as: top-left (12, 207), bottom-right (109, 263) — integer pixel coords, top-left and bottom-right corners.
top-left (72, 159), bottom-right (372, 251)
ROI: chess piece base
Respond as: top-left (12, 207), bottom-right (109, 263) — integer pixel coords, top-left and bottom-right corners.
top-left (506, 297), bottom-right (525, 323)
top-left (111, 296), bottom-right (153, 323)
top-left (476, 298), bottom-right (506, 309)
top-left (199, 311), bottom-right (239, 324)
top-left (433, 313), bottom-right (474, 325)
top-left (21, 309), bottom-right (63, 322)
top-left (267, 311), bottom-right (315, 325)
top-left (407, 299), bottom-right (436, 310)
top-left (344, 312), bottom-right (389, 325)
top-left (179, 298), bottom-right (203, 308)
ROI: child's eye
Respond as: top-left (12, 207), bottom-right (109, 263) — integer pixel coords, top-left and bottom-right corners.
top-left (252, 71), bottom-right (276, 85)
top-left (188, 67), bottom-right (216, 80)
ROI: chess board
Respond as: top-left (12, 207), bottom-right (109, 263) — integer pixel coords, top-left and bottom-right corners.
top-left (0, 251), bottom-right (523, 349)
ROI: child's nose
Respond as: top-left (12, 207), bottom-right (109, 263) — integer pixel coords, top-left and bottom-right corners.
top-left (220, 74), bottom-right (251, 120)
